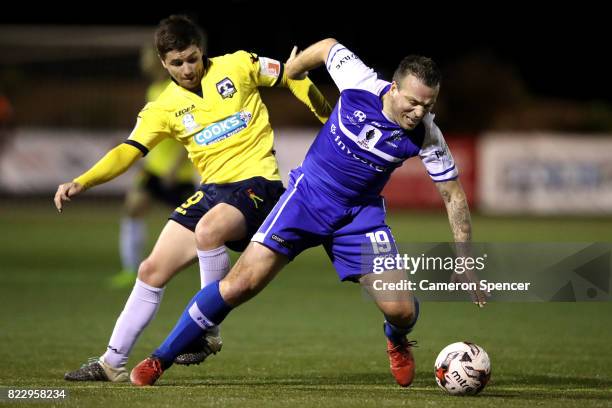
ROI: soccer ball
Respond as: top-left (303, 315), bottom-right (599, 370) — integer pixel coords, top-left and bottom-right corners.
top-left (434, 342), bottom-right (491, 395)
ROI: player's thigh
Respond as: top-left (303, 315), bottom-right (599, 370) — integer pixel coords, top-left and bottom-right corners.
top-left (220, 242), bottom-right (289, 306)
top-left (211, 176), bottom-right (286, 252)
top-left (139, 220), bottom-right (197, 287)
top-left (195, 203), bottom-right (248, 244)
top-left (330, 210), bottom-right (415, 317)
top-left (326, 201), bottom-right (399, 282)
top-left (251, 170), bottom-right (331, 260)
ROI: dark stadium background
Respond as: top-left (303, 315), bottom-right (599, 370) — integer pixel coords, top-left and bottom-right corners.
top-left (2, 4), bottom-right (611, 105)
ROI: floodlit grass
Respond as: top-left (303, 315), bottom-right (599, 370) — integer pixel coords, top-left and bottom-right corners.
top-left (1, 199), bottom-right (610, 407)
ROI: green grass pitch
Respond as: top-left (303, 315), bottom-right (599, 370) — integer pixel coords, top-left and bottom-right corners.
top-left (1, 199), bottom-right (611, 407)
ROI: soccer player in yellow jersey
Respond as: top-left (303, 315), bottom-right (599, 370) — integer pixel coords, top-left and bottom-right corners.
top-left (56, 15), bottom-right (331, 382)
top-left (114, 45), bottom-right (197, 289)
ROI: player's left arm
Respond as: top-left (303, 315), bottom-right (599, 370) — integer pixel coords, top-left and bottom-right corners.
top-left (284, 38), bottom-right (338, 80)
top-left (435, 179), bottom-right (472, 243)
top-left (420, 119), bottom-right (486, 307)
top-left (279, 74), bottom-right (331, 124)
top-left (276, 46), bottom-right (332, 123)
top-left (436, 179), bottom-right (487, 307)
top-left (247, 49), bottom-right (332, 124)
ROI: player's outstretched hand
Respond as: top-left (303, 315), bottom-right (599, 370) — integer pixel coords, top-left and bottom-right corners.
top-left (451, 269), bottom-right (490, 308)
top-left (54, 182), bottom-right (84, 213)
top-left (285, 46), bottom-right (307, 80)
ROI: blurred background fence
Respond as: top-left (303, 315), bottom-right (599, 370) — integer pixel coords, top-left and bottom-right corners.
top-left (1, 22), bottom-right (611, 215)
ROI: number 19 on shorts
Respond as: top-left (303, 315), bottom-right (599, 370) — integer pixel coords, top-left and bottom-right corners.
top-left (366, 231), bottom-right (392, 254)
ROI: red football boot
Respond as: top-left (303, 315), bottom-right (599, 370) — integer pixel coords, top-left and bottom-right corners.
top-left (130, 357), bottom-right (164, 386)
top-left (386, 338), bottom-right (417, 387)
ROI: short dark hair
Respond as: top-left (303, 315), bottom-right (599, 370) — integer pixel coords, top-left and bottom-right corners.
top-left (154, 15), bottom-right (205, 58)
top-left (393, 55), bottom-right (441, 88)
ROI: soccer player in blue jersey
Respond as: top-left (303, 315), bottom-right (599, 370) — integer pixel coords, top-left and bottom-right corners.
top-left (131, 38), bottom-right (477, 387)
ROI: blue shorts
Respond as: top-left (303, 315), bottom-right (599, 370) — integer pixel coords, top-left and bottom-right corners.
top-left (169, 177), bottom-right (285, 252)
top-left (252, 168), bottom-right (399, 281)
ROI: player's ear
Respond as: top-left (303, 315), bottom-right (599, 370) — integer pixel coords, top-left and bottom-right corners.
top-left (158, 54), bottom-right (168, 69)
top-left (390, 81), bottom-right (399, 95)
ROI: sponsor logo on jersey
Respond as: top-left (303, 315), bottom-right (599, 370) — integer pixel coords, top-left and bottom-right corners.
top-left (386, 130), bottom-right (403, 147)
top-left (175, 104), bottom-right (196, 117)
top-left (334, 52), bottom-right (358, 69)
top-left (330, 123), bottom-right (337, 134)
top-left (216, 77), bottom-right (237, 99)
top-left (333, 135), bottom-right (387, 173)
top-left (356, 124), bottom-right (383, 150)
top-left (385, 141), bottom-right (399, 148)
top-left (391, 130), bottom-right (403, 140)
top-left (259, 57), bottom-right (281, 78)
top-left (182, 113), bottom-right (200, 132)
top-left (193, 111), bottom-right (252, 146)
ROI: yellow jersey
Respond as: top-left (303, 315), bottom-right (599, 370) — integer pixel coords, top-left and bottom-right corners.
top-left (128, 50), bottom-right (286, 185)
top-left (141, 79), bottom-right (194, 182)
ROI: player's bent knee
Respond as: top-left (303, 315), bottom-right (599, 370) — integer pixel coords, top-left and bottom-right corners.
top-left (380, 301), bottom-right (416, 325)
top-left (137, 258), bottom-right (166, 288)
top-left (195, 220), bottom-right (225, 249)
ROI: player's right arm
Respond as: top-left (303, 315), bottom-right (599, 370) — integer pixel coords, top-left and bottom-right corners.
top-left (54, 103), bottom-right (170, 212)
top-left (285, 38), bottom-right (338, 80)
top-left (53, 143), bottom-right (143, 212)
top-left (286, 39), bottom-right (388, 97)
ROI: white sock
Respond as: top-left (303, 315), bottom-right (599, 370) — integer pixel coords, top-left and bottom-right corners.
top-left (102, 279), bottom-right (164, 368)
top-left (119, 217), bottom-right (145, 272)
top-left (198, 246), bottom-right (230, 288)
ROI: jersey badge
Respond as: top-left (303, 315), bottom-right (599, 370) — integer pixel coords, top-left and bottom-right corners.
top-left (356, 124), bottom-right (383, 151)
top-left (216, 77), bottom-right (237, 99)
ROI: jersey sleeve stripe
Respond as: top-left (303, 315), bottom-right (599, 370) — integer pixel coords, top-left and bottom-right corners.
top-left (427, 165), bottom-right (456, 177)
top-left (432, 175), bottom-right (458, 183)
top-left (272, 61), bottom-right (285, 87)
top-left (123, 140), bottom-right (149, 157)
top-left (326, 44), bottom-right (347, 70)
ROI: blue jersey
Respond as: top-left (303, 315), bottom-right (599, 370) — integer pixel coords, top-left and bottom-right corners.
top-left (301, 43), bottom-right (458, 204)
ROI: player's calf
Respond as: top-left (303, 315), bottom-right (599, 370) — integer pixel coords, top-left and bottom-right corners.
top-left (379, 297), bottom-right (420, 387)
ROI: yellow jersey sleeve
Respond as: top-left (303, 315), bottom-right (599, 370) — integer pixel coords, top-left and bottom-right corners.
top-left (127, 102), bottom-right (172, 153)
top-left (231, 50), bottom-right (331, 124)
top-left (231, 50), bottom-right (283, 88)
top-left (73, 143), bottom-right (142, 190)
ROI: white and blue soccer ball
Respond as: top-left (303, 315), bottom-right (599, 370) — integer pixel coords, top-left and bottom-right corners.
top-left (434, 342), bottom-right (491, 395)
